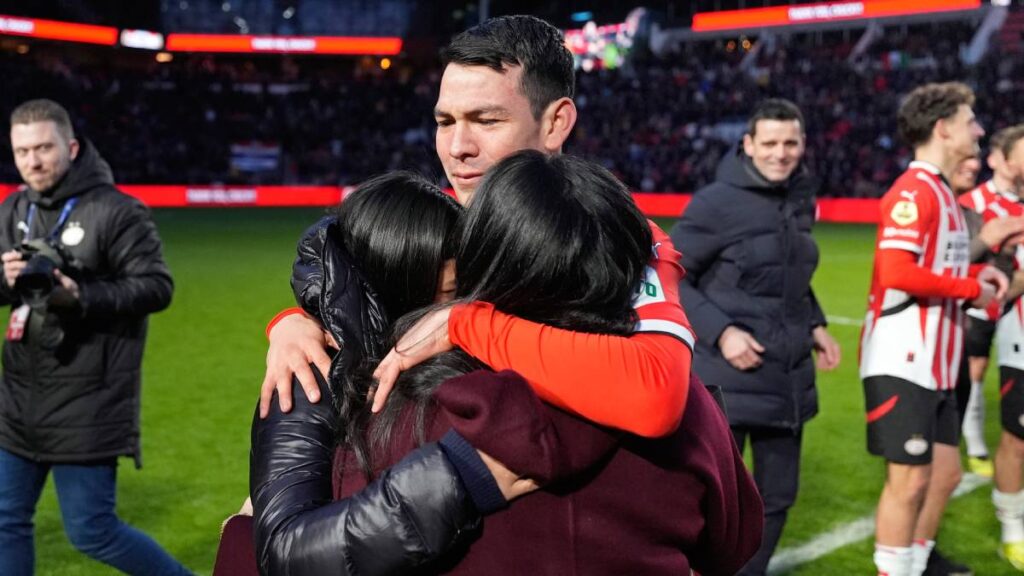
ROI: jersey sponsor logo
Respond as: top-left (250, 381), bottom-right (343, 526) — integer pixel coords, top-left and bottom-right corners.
top-left (60, 222), bottom-right (84, 246)
top-left (882, 226), bottom-right (920, 239)
top-left (904, 436), bottom-right (929, 456)
top-left (890, 200), bottom-right (919, 226)
top-left (632, 265), bottom-right (666, 307)
top-left (899, 189), bottom-right (919, 202)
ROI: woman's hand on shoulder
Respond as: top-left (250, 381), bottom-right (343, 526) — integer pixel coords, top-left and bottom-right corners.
top-left (370, 305), bottom-right (455, 412)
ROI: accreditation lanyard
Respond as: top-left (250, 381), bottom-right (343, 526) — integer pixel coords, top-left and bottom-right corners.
top-left (23, 197), bottom-right (78, 243)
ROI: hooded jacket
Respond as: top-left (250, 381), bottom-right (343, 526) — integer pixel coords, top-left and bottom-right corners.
top-left (0, 139), bottom-right (173, 466)
top-left (671, 147), bottom-right (825, 430)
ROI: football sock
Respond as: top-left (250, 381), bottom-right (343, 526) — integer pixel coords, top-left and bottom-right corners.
top-left (874, 543), bottom-right (913, 576)
top-left (994, 488), bottom-right (1024, 543)
top-left (962, 380), bottom-right (988, 458)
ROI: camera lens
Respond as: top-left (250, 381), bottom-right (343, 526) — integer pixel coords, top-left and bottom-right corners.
top-left (15, 254), bottom-right (58, 308)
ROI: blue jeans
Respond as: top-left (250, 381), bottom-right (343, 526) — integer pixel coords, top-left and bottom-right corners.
top-left (0, 447), bottom-right (192, 576)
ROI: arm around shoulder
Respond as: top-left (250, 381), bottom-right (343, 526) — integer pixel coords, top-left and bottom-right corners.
top-left (251, 369), bottom-right (481, 576)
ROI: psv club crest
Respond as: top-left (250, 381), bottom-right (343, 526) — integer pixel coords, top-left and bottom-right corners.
top-left (60, 222), bottom-right (85, 246)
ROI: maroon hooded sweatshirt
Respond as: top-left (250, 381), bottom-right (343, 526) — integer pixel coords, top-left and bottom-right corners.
top-left (335, 371), bottom-right (763, 576)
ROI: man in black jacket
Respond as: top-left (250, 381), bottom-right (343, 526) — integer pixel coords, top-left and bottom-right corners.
top-left (670, 98), bottom-right (840, 576)
top-left (0, 100), bottom-right (188, 575)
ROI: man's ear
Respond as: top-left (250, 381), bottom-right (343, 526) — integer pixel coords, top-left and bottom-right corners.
top-left (742, 133), bottom-right (755, 157)
top-left (541, 97), bottom-right (577, 153)
top-left (68, 138), bottom-right (80, 161)
top-left (934, 118), bottom-right (950, 142)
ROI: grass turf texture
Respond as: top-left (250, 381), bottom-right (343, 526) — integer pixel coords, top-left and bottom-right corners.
top-left (17, 214), bottom-right (1013, 574)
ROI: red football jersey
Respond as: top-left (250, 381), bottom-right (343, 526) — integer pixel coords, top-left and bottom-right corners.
top-left (860, 161), bottom-right (971, 390)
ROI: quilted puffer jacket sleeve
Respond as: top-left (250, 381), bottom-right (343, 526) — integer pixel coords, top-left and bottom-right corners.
top-left (77, 196), bottom-right (173, 319)
top-left (290, 216), bottom-right (333, 319)
top-left (289, 216), bottom-right (389, 378)
top-left (251, 368), bottom-right (481, 576)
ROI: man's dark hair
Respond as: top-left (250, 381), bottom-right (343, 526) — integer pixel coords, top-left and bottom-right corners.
top-left (10, 99), bottom-right (74, 142)
top-left (746, 98), bottom-right (805, 137)
top-left (898, 82), bottom-right (975, 149)
top-left (441, 15), bottom-right (575, 119)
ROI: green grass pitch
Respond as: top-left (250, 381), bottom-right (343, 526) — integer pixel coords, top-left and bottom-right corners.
top-left (20, 213), bottom-right (1014, 574)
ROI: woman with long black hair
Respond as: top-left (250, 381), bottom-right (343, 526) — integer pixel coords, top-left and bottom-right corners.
top-left (249, 152), bottom-right (762, 575)
top-left (214, 171), bottom-right (465, 575)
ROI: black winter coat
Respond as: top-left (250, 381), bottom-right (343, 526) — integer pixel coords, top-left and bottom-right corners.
top-left (251, 218), bottom-right (480, 576)
top-left (671, 148), bottom-right (825, 430)
top-left (0, 140), bottom-right (172, 466)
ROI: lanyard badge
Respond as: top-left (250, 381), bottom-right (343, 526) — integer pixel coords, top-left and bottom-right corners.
top-left (6, 304), bottom-right (29, 341)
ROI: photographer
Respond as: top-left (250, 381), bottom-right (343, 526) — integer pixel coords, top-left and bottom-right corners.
top-left (0, 100), bottom-right (186, 576)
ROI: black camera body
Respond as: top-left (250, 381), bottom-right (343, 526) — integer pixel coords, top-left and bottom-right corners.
top-left (15, 238), bottom-right (68, 309)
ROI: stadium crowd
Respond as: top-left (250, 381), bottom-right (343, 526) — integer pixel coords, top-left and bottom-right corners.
top-left (0, 20), bottom-right (1016, 197)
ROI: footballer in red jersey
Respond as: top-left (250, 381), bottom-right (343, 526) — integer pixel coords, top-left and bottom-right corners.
top-left (860, 82), bottom-right (1005, 576)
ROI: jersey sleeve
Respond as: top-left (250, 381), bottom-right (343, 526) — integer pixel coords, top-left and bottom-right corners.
top-left (877, 179), bottom-right (936, 255)
top-left (878, 249), bottom-right (980, 300)
top-left (446, 222), bottom-right (693, 438)
top-left (633, 222), bottom-right (696, 348)
top-left (447, 303), bottom-right (690, 438)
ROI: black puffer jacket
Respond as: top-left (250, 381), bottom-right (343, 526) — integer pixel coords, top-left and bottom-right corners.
top-left (671, 147), bottom-right (825, 431)
top-left (251, 219), bottom-right (481, 576)
top-left (0, 139), bottom-right (172, 466)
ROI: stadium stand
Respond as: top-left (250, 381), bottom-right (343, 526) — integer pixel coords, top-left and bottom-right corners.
top-left (0, 15), bottom-right (1018, 197)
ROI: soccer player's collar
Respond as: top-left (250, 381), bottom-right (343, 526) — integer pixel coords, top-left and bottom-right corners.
top-left (908, 160), bottom-right (942, 176)
top-left (908, 160), bottom-right (952, 190)
top-left (989, 180), bottom-right (1022, 203)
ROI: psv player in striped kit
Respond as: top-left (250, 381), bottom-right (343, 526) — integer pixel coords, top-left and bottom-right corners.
top-left (958, 127), bottom-right (1023, 477)
top-left (860, 82), bottom-right (1007, 576)
top-left (985, 125), bottom-right (1024, 571)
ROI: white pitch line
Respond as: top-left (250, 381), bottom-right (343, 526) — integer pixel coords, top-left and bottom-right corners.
top-left (826, 315), bottom-right (864, 327)
top-left (766, 473), bottom-right (990, 575)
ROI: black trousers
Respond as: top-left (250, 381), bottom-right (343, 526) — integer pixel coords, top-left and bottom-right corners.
top-left (732, 426), bottom-right (803, 576)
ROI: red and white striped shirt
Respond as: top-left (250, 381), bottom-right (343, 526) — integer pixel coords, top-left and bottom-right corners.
top-left (975, 186), bottom-right (1024, 370)
top-left (959, 179), bottom-right (1000, 215)
top-left (860, 161), bottom-right (972, 390)
top-left (962, 180), bottom-right (1018, 321)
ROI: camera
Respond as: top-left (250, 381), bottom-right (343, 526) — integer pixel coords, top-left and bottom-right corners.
top-left (14, 238), bottom-right (68, 308)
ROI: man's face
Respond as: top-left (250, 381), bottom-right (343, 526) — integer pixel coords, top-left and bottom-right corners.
top-left (435, 63), bottom-right (547, 204)
top-left (1004, 139), bottom-right (1024, 188)
top-left (942, 104), bottom-right (984, 162)
top-left (951, 156), bottom-right (981, 194)
top-left (10, 121), bottom-right (77, 193)
top-left (988, 148), bottom-right (1012, 183)
top-left (742, 119), bottom-right (805, 184)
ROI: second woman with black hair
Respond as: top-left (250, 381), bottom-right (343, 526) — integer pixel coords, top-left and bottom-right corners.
top-left (254, 152), bottom-right (764, 575)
